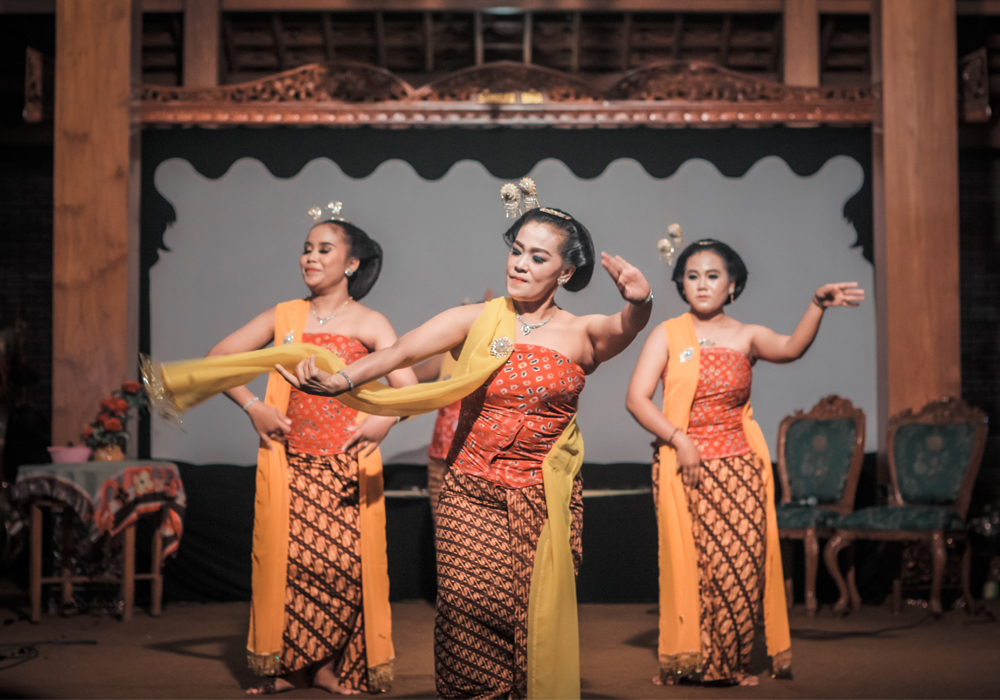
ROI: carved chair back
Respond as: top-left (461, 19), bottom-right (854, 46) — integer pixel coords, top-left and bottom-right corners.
top-left (777, 395), bottom-right (866, 516)
top-left (887, 397), bottom-right (989, 519)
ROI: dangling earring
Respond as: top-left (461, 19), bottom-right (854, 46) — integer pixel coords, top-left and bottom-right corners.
top-left (345, 268), bottom-right (355, 278)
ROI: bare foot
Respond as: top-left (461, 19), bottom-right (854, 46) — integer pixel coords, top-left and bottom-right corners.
top-left (738, 675), bottom-right (759, 686)
top-left (246, 678), bottom-right (294, 695)
top-left (312, 664), bottom-right (360, 695)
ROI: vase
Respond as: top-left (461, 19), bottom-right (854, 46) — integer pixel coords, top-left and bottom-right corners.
top-left (91, 444), bottom-right (125, 462)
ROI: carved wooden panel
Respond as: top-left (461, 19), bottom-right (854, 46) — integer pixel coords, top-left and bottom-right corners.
top-left (140, 59), bottom-right (873, 127)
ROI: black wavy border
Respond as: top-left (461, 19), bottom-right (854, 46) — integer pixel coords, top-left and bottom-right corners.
top-left (139, 125), bottom-right (872, 456)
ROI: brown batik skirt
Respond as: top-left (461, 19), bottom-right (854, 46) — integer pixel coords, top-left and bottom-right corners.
top-left (434, 469), bottom-right (584, 700)
top-left (281, 449), bottom-right (371, 691)
top-left (653, 451), bottom-right (767, 683)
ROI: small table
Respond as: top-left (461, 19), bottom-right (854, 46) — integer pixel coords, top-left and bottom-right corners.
top-left (7, 460), bottom-right (186, 622)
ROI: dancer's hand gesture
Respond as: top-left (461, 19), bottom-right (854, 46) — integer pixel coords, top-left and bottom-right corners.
top-left (247, 402), bottom-right (292, 449)
top-left (275, 355), bottom-right (343, 396)
top-left (343, 415), bottom-right (397, 459)
top-left (674, 433), bottom-right (702, 487)
top-left (813, 282), bottom-right (865, 308)
top-left (601, 252), bottom-right (652, 304)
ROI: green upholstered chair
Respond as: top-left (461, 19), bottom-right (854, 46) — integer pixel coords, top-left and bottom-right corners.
top-left (776, 395), bottom-right (865, 617)
top-left (824, 397), bottom-right (988, 616)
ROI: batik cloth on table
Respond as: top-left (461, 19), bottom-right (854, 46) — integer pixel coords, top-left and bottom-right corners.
top-left (7, 460), bottom-right (186, 564)
top-left (654, 314), bottom-right (790, 683)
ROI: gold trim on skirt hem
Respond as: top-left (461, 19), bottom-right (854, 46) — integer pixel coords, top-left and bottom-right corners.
top-left (368, 660), bottom-right (395, 693)
top-left (247, 650), bottom-right (282, 676)
top-left (658, 651), bottom-right (702, 680)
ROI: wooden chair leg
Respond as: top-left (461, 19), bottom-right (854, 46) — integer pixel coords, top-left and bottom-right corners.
top-left (150, 513), bottom-right (164, 617)
top-left (60, 508), bottom-right (74, 607)
top-left (121, 524), bottom-right (135, 621)
top-left (847, 542), bottom-right (862, 612)
top-left (961, 539), bottom-right (981, 615)
top-left (781, 538), bottom-right (793, 611)
top-left (29, 502), bottom-right (42, 623)
top-left (929, 531), bottom-right (946, 616)
top-left (824, 532), bottom-right (851, 615)
top-left (804, 529), bottom-right (819, 618)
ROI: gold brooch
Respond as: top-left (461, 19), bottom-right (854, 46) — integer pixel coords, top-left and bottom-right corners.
top-left (490, 336), bottom-right (514, 359)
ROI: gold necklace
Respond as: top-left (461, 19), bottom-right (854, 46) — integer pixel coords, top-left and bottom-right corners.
top-left (515, 305), bottom-right (559, 336)
top-left (310, 298), bottom-right (351, 326)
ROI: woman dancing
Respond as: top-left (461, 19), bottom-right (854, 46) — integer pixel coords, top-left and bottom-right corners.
top-left (206, 203), bottom-right (414, 695)
top-left (276, 185), bottom-right (653, 699)
top-left (626, 239), bottom-right (864, 686)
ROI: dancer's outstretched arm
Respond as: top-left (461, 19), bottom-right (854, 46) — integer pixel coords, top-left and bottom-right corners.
top-left (276, 303), bottom-right (482, 396)
top-left (749, 282), bottom-right (865, 363)
top-left (585, 252), bottom-right (653, 365)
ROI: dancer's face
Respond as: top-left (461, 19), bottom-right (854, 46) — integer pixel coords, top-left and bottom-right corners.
top-left (683, 250), bottom-right (734, 314)
top-left (301, 223), bottom-right (358, 293)
top-left (506, 221), bottom-right (576, 301)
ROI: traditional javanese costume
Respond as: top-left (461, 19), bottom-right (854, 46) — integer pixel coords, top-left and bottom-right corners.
top-left (655, 313), bottom-right (791, 683)
top-left (145, 297), bottom-right (584, 700)
top-left (427, 352), bottom-right (460, 525)
top-left (245, 300), bottom-right (394, 691)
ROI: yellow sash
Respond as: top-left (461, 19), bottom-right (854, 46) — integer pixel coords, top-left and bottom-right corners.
top-left (150, 298), bottom-right (583, 698)
top-left (656, 314), bottom-right (790, 674)
top-left (246, 300), bottom-right (393, 689)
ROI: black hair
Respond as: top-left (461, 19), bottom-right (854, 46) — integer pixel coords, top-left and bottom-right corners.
top-left (671, 239), bottom-right (748, 305)
top-left (310, 219), bottom-right (383, 301)
top-left (501, 207), bottom-right (595, 292)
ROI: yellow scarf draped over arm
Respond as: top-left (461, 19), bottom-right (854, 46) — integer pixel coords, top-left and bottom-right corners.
top-left (656, 314), bottom-right (790, 675)
top-left (152, 297), bottom-right (584, 698)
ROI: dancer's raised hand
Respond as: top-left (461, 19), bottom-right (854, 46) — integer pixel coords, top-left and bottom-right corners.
top-left (275, 355), bottom-right (343, 396)
top-left (601, 252), bottom-right (652, 304)
top-left (813, 282), bottom-right (865, 308)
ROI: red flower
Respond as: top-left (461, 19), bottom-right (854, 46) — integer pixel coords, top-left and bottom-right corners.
top-left (83, 426), bottom-right (94, 439)
top-left (122, 381), bottom-right (141, 394)
top-left (115, 399), bottom-right (130, 413)
top-left (101, 397), bottom-right (118, 412)
top-left (102, 416), bottom-right (123, 432)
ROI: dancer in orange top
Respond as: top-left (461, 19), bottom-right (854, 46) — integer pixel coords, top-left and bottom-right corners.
top-left (206, 203), bottom-right (415, 695)
top-left (626, 239), bottom-right (864, 687)
top-left (277, 181), bottom-right (653, 700)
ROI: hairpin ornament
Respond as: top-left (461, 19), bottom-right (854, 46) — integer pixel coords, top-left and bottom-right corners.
top-left (657, 223), bottom-right (686, 266)
top-left (308, 201), bottom-right (346, 223)
top-left (499, 179), bottom-right (572, 220)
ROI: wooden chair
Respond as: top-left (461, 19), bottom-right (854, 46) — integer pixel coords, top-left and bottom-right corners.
top-left (824, 397), bottom-right (988, 616)
top-left (775, 395), bottom-right (865, 617)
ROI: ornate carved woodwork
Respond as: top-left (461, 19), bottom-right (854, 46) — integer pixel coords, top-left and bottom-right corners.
top-left (140, 59), bottom-right (874, 127)
top-left (960, 48), bottom-right (991, 123)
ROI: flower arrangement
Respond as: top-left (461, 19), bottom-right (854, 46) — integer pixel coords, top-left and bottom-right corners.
top-left (83, 380), bottom-right (147, 450)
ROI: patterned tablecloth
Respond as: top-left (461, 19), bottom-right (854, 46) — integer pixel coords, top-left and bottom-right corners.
top-left (7, 460), bottom-right (187, 564)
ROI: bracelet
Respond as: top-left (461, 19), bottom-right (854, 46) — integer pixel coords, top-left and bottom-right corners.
top-left (242, 396), bottom-right (260, 412)
top-left (632, 290), bottom-right (654, 305)
top-left (667, 426), bottom-right (680, 446)
top-left (336, 369), bottom-right (354, 391)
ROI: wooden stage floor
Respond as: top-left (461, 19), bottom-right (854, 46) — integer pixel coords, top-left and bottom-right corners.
top-left (0, 598), bottom-right (998, 699)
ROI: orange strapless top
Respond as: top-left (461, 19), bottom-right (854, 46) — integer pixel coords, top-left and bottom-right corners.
top-left (285, 333), bottom-right (369, 456)
top-left (448, 344), bottom-right (585, 489)
top-left (672, 346), bottom-right (753, 460)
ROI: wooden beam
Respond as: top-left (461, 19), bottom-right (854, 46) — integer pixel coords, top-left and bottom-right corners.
top-left (424, 11), bottom-right (434, 72)
top-left (183, 0), bottom-right (220, 87)
top-left (218, 1), bottom-right (786, 10)
top-left (53, 0), bottom-right (142, 448)
top-left (570, 11), bottom-right (581, 72)
top-left (875, 0), bottom-right (962, 437)
top-left (474, 11), bottom-right (483, 66)
top-left (783, 0), bottom-right (819, 86)
top-left (523, 11), bottom-right (533, 65)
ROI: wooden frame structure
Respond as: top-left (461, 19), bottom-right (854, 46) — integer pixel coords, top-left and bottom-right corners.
top-left (776, 394), bottom-right (866, 617)
top-left (138, 59), bottom-right (873, 128)
top-left (823, 397), bottom-right (989, 616)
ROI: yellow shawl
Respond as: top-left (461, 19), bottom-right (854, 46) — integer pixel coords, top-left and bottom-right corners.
top-left (246, 300), bottom-right (393, 690)
top-left (656, 314), bottom-right (790, 675)
top-left (151, 297), bottom-right (582, 699)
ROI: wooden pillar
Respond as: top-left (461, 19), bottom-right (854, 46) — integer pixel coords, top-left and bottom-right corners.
top-left (783, 0), bottom-right (820, 86)
top-left (53, 0), bottom-right (142, 447)
top-left (873, 0), bottom-right (961, 446)
top-left (183, 0), bottom-right (220, 87)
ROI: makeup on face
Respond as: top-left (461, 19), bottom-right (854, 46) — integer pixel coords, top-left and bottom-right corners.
top-left (506, 222), bottom-right (573, 300)
top-left (683, 251), bottom-right (732, 312)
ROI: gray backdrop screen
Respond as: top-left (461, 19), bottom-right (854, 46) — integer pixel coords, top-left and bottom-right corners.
top-left (143, 129), bottom-right (875, 466)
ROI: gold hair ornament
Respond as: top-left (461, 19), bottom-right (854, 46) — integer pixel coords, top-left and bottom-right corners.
top-left (308, 201), bottom-right (347, 223)
top-left (499, 179), bottom-right (573, 220)
top-left (657, 223), bottom-right (686, 266)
